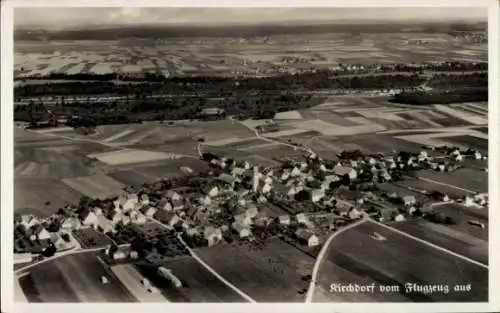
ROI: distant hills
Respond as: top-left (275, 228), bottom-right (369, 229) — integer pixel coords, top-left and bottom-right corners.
top-left (15, 21), bottom-right (487, 41)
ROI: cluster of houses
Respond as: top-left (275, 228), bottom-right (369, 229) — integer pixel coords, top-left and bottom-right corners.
top-left (14, 214), bottom-right (77, 263)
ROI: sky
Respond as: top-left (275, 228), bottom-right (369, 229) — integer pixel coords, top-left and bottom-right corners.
top-left (14, 7), bottom-right (487, 30)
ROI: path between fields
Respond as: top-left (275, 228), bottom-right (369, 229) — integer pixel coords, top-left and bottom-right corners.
top-left (417, 176), bottom-right (477, 194)
top-left (233, 118), bottom-right (315, 155)
top-left (367, 219), bottom-right (488, 269)
top-left (305, 216), bottom-right (369, 303)
top-left (14, 246), bottom-right (104, 274)
top-left (147, 217), bottom-right (257, 303)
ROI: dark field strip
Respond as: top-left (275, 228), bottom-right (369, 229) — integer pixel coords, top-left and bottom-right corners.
top-left (437, 135), bottom-right (488, 152)
top-left (19, 252), bottom-right (137, 303)
top-left (136, 257), bottom-right (246, 302)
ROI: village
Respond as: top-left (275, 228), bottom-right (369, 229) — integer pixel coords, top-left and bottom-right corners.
top-left (14, 143), bottom-right (488, 267)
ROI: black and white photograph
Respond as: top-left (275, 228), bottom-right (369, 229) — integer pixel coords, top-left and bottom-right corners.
top-left (2, 1), bottom-right (498, 310)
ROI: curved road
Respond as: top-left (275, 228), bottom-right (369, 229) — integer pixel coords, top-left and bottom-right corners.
top-left (305, 215), bottom-right (369, 303)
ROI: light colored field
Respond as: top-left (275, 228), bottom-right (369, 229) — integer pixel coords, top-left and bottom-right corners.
top-left (88, 149), bottom-right (180, 165)
top-left (289, 119), bottom-right (386, 136)
top-left (62, 173), bottom-right (124, 199)
top-left (434, 105), bottom-right (487, 125)
top-left (111, 264), bottom-right (168, 302)
top-left (274, 110), bottom-right (303, 120)
top-left (102, 130), bottom-right (136, 143)
top-left (205, 137), bottom-right (251, 146)
top-left (33, 127), bottom-right (76, 134)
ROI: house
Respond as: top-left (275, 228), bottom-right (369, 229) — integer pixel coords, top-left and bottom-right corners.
top-left (155, 211), bottom-right (181, 227)
top-left (133, 213), bottom-right (147, 225)
top-left (245, 204), bottom-right (259, 219)
top-left (123, 194), bottom-right (139, 212)
top-left (219, 173), bottom-right (236, 186)
top-left (207, 186), bottom-right (220, 198)
top-left (61, 217), bottom-right (81, 230)
top-left (291, 167), bottom-right (302, 177)
top-left (295, 229), bottom-right (320, 247)
top-left (113, 194), bottom-right (127, 209)
top-left (262, 183), bottom-right (272, 194)
top-left (30, 225), bottom-right (51, 241)
top-left (140, 206), bottom-right (157, 217)
top-left (52, 233), bottom-right (70, 250)
top-left (171, 199), bottom-right (184, 211)
top-left (204, 226), bottom-right (223, 247)
top-left (21, 215), bottom-right (40, 229)
top-left (231, 222), bottom-right (251, 238)
top-left (80, 209), bottom-right (98, 226)
top-left (311, 189), bottom-right (325, 203)
top-left (161, 200), bottom-right (173, 211)
top-left (95, 215), bottom-right (114, 234)
top-left (394, 214), bottom-right (406, 222)
top-left (402, 195), bottom-right (417, 206)
top-left (348, 208), bottom-right (362, 220)
top-left (231, 167), bottom-right (246, 177)
top-left (140, 194), bottom-right (150, 205)
top-left (234, 212), bottom-right (253, 226)
top-left (109, 211), bottom-right (124, 226)
top-left (166, 190), bottom-right (182, 201)
top-left (278, 215), bottom-right (291, 225)
top-left (333, 166), bottom-right (357, 180)
top-left (295, 213), bottom-right (313, 228)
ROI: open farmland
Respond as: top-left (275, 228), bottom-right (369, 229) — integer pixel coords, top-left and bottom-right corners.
top-left (195, 238), bottom-right (315, 302)
top-left (398, 178), bottom-right (475, 199)
top-left (391, 202), bottom-right (488, 264)
top-left (135, 256), bottom-right (246, 302)
top-left (17, 252), bottom-right (136, 302)
top-left (15, 178), bottom-right (84, 217)
top-left (62, 172), bottom-right (125, 199)
top-left (417, 169), bottom-right (487, 194)
top-left (436, 135), bottom-right (488, 152)
top-left (15, 33), bottom-right (487, 78)
top-left (313, 220), bottom-right (488, 302)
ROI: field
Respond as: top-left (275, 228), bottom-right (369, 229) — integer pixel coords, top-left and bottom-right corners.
top-left (62, 173), bottom-right (125, 199)
top-left (15, 34), bottom-right (487, 78)
top-left (15, 178), bottom-right (84, 217)
top-left (110, 264), bottom-right (168, 302)
top-left (398, 178), bottom-right (475, 199)
top-left (436, 135), bottom-right (488, 152)
top-left (135, 256), bottom-right (246, 302)
top-left (195, 238), bottom-right (315, 302)
top-left (417, 169), bottom-right (487, 194)
top-left (313, 220), bottom-right (488, 302)
top-left (17, 252), bottom-right (137, 302)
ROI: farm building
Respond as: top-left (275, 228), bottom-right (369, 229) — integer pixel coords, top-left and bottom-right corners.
top-left (61, 217), bottom-right (81, 230)
top-left (204, 226), bottom-right (223, 247)
top-left (234, 212), bottom-right (253, 226)
top-left (30, 224), bottom-right (51, 241)
top-left (278, 215), bottom-right (291, 225)
top-left (158, 267), bottom-right (183, 288)
top-left (333, 166), bottom-right (357, 180)
top-left (295, 213), bottom-right (313, 228)
top-left (20, 215), bottom-right (40, 229)
top-left (231, 222), bottom-right (251, 239)
top-left (166, 190), bottom-right (182, 201)
top-left (256, 123), bottom-right (280, 133)
top-left (402, 195), bottom-right (417, 206)
top-left (295, 229), bottom-right (320, 247)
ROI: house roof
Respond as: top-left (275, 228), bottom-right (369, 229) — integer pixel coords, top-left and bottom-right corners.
top-left (232, 222), bottom-right (251, 233)
top-left (295, 229), bottom-right (317, 241)
top-left (333, 166), bottom-right (355, 176)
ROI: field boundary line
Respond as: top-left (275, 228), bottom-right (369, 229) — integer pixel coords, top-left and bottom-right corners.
top-left (148, 217), bottom-right (256, 303)
top-left (305, 217), bottom-right (368, 303)
top-left (367, 219), bottom-right (488, 269)
top-left (14, 246), bottom-right (104, 274)
top-left (417, 176), bottom-right (477, 194)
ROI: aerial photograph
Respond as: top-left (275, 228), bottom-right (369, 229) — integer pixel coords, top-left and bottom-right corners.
top-left (12, 7), bottom-right (488, 303)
